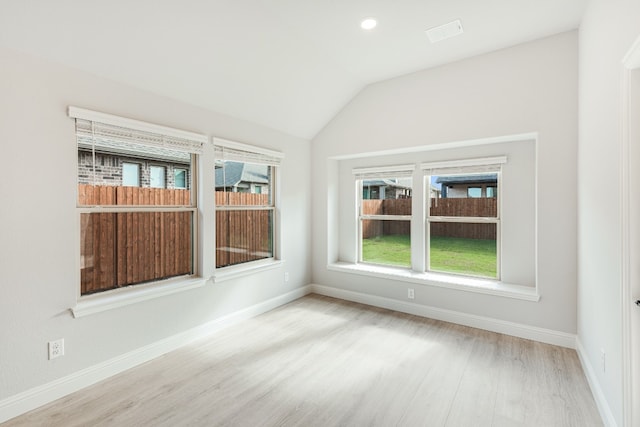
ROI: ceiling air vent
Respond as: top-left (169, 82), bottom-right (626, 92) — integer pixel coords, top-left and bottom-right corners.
top-left (426, 19), bottom-right (464, 43)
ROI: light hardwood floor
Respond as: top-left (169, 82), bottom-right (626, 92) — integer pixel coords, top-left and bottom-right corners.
top-left (4, 295), bottom-right (602, 426)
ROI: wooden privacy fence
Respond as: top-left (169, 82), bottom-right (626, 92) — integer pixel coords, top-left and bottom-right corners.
top-left (430, 222), bottom-right (496, 240)
top-left (362, 199), bottom-right (411, 238)
top-left (362, 198), bottom-right (497, 240)
top-left (215, 192), bottom-right (269, 206)
top-left (215, 192), bottom-right (272, 268)
top-left (79, 184), bottom-right (192, 295)
top-left (429, 197), bottom-right (496, 218)
top-left (430, 197), bottom-right (497, 240)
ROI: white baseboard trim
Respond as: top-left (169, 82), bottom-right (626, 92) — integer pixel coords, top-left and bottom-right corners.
top-left (310, 283), bottom-right (576, 349)
top-left (0, 285), bottom-right (312, 424)
top-left (576, 339), bottom-right (618, 427)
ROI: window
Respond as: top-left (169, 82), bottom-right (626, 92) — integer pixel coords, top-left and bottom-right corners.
top-left (150, 166), bottom-right (165, 188)
top-left (71, 107), bottom-right (205, 296)
top-left (122, 162), bottom-right (140, 187)
top-left (214, 138), bottom-right (283, 269)
top-left (354, 165), bottom-right (414, 268)
top-left (423, 157), bottom-right (505, 279)
top-left (467, 187), bottom-right (482, 198)
top-left (174, 168), bottom-right (187, 189)
top-left (334, 141), bottom-right (537, 299)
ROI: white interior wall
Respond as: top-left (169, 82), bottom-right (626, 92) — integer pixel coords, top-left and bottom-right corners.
top-left (0, 46), bottom-right (311, 401)
top-left (311, 31), bottom-right (578, 333)
top-left (578, 1), bottom-right (640, 425)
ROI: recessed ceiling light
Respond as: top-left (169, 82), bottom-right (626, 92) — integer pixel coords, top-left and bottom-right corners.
top-left (426, 19), bottom-right (464, 43)
top-left (361, 18), bottom-right (377, 30)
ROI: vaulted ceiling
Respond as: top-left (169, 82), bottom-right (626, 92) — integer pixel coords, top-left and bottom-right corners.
top-left (0, 0), bottom-right (587, 139)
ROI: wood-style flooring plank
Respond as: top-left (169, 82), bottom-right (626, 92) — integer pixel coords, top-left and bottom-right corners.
top-left (2, 295), bottom-right (602, 427)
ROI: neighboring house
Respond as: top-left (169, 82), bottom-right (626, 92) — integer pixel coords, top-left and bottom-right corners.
top-left (78, 149), bottom-right (191, 189)
top-left (362, 179), bottom-right (412, 200)
top-left (429, 185), bottom-right (441, 199)
top-left (436, 174), bottom-right (497, 198)
top-left (215, 161), bottom-right (270, 194)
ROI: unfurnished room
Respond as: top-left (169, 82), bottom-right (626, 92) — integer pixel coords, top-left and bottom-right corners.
top-left (1, 1), bottom-right (640, 426)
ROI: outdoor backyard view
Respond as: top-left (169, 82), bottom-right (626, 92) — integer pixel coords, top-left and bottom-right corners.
top-left (361, 174), bottom-right (499, 279)
top-left (362, 234), bottom-right (497, 278)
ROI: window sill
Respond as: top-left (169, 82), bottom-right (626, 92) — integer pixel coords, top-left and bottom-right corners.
top-left (71, 276), bottom-right (207, 318)
top-left (212, 259), bottom-right (283, 283)
top-left (327, 262), bottom-right (539, 302)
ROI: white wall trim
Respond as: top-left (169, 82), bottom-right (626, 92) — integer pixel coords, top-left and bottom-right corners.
top-left (72, 277), bottom-right (207, 318)
top-left (576, 339), bottom-right (618, 427)
top-left (310, 283), bottom-right (575, 348)
top-left (68, 106), bottom-right (208, 144)
top-left (329, 132), bottom-right (537, 160)
top-left (0, 285), bottom-right (312, 424)
top-left (212, 136), bottom-right (285, 159)
top-left (212, 259), bottom-right (284, 283)
top-left (327, 262), bottom-right (539, 302)
top-left (620, 33), bottom-right (640, 427)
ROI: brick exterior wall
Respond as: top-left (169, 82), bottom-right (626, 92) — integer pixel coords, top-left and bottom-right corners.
top-left (78, 150), bottom-right (190, 189)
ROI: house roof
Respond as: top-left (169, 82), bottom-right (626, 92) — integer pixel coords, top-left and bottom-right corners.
top-left (363, 179), bottom-right (411, 190)
top-left (215, 162), bottom-right (269, 188)
top-left (436, 174), bottom-right (498, 185)
top-left (0, 1), bottom-right (587, 139)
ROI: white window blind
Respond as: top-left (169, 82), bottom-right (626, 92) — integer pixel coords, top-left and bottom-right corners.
top-left (352, 164), bottom-right (415, 180)
top-left (420, 156), bottom-right (506, 176)
top-left (214, 137), bottom-right (284, 166)
top-left (69, 106), bottom-right (206, 156)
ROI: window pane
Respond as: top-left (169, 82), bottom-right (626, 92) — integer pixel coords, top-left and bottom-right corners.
top-left (174, 168), bottom-right (187, 189)
top-left (428, 222), bottom-right (497, 278)
top-left (216, 209), bottom-right (273, 268)
top-left (431, 173), bottom-right (498, 199)
top-left (78, 142), bottom-right (192, 204)
top-left (467, 187), bottom-right (482, 198)
top-left (430, 173), bottom-right (498, 218)
top-left (150, 166), bottom-right (165, 188)
top-left (122, 163), bottom-right (139, 187)
top-left (362, 178), bottom-right (412, 202)
top-left (80, 211), bottom-right (193, 295)
top-left (361, 219), bottom-right (411, 268)
top-left (215, 161), bottom-right (272, 206)
top-left (215, 159), bottom-right (275, 269)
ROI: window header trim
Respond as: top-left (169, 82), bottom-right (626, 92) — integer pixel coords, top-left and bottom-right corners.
top-left (421, 156), bottom-right (507, 176)
top-left (352, 164), bottom-right (415, 179)
top-left (213, 137), bottom-right (284, 166)
top-left (68, 106), bottom-right (208, 146)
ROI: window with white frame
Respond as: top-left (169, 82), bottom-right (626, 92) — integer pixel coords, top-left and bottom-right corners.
top-left (354, 165), bottom-right (414, 268)
top-left (71, 107), bottom-right (205, 296)
top-left (423, 157), bottom-right (505, 279)
top-left (214, 138), bottom-right (283, 269)
top-left (336, 141), bottom-right (537, 297)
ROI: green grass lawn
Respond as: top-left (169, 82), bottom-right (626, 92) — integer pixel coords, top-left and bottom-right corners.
top-left (362, 234), bottom-right (496, 278)
top-left (361, 235), bottom-right (412, 268)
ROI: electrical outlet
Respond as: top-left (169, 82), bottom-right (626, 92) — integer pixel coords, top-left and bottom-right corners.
top-left (601, 349), bottom-right (606, 373)
top-left (408, 288), bottom-right (415, 299)
top-left (284, 272), bottom-right (290, 282)
top-left (48, 339), bottom-right (64, 360)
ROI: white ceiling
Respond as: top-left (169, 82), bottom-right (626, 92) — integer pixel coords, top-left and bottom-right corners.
top-left (0, 0), bottom-right (587, 140)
